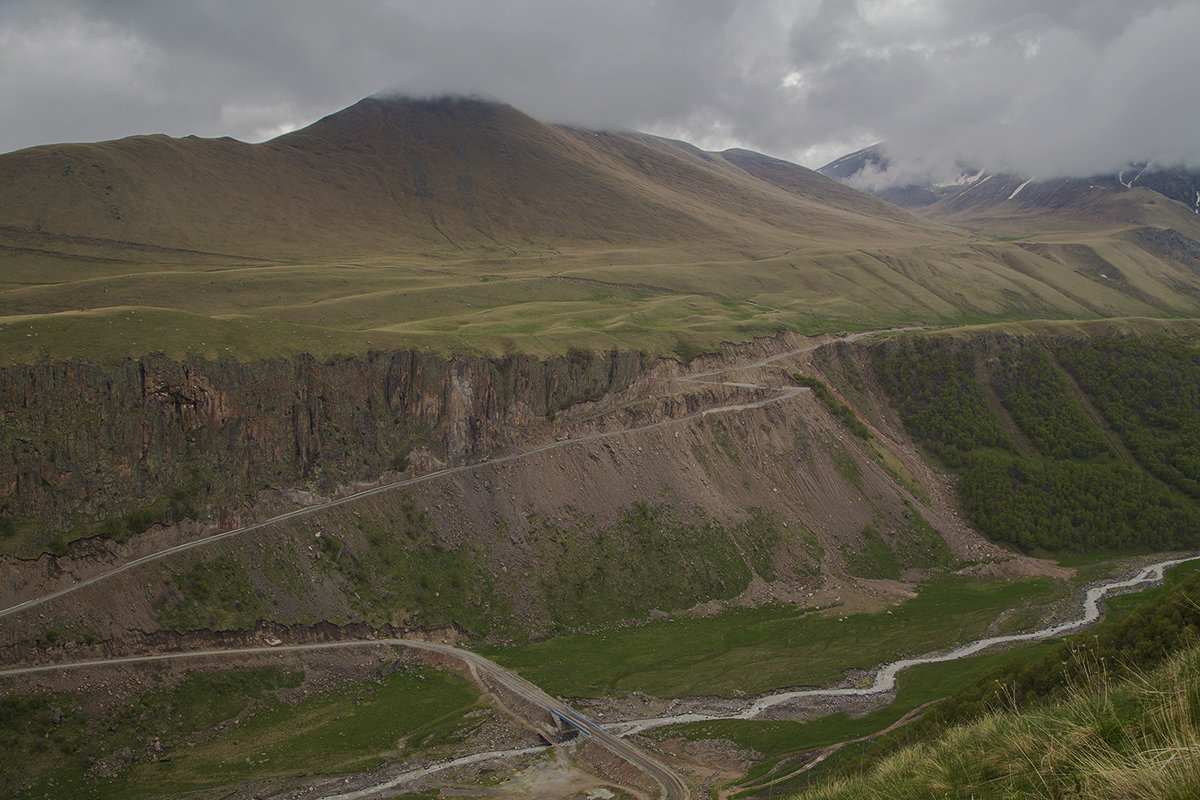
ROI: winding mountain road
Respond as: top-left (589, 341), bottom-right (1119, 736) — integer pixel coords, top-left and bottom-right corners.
top-left (0, 326), bottom-right (912, 799)
top-left (408, 641), bottom-right (688, 800)
top-left (5, 325), bottom-right (1198, 797)
top-left (0, 332), bottom-right (846, 622)
top-left (3, 555), bottom-right (1196, 799)
top-left (0, 637), bottom-right (688, 800)
top-left (0, 331), bottom-right (874, 798)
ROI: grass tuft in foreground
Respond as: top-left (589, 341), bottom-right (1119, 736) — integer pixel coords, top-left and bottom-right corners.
top-left (792, 641), bottom-right (1200, 800)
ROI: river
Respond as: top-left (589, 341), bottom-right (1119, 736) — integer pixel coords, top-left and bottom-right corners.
top-left (610, 554), bottom-right (1200, 735)
top-left (306, 553), bottom-right (1200, 799)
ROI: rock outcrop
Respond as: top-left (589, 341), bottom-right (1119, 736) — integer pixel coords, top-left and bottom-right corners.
top-left (0, 348), bottom-right (649, 545)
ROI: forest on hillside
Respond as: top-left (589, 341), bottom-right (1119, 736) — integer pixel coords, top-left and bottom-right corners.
top-left (873, 334), bottom-right (1200, 553)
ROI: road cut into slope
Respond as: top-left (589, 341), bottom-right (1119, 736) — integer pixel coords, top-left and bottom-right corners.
top-left (0, 636), bottom-right (689, 799)
top-left (0, 328), bottom-right (869, 622)
top-left (307, 745), bottom-right (551, 800)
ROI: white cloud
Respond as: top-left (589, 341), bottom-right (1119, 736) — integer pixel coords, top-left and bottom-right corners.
top-left (0, 0), bottom-right (1196, 178)
top-left (219, 102), bottom-right (304, 142)
top-left (0, 8), bottom-right (161, 146)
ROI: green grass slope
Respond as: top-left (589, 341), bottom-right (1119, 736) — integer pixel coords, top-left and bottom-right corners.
top-left (5, 96), bottom-right (1200, 363)
top-left (0, 661), bottom-right (484, 800)
top-left (790, 569), bottom-right (1200, 800)
top-left (0, 95), bottom-right (939, 260)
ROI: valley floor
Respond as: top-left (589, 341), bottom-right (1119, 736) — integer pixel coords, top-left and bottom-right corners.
top-left (2, 553), bottom-right (1196, 800)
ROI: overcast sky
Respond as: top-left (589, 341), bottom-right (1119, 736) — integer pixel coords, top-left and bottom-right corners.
top-left (3, 0), bottom-right (1198, 183)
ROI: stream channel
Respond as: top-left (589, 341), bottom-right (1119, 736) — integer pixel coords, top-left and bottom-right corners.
top-left (308, 553), bottom-right (1200, 799)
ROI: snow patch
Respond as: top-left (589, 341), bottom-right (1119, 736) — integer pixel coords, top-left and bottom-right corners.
top-left (1007, 179), bottom-right (1033, 200)
top-left (1119, 164), bottom-right (1150, 189)
top-left (935, 169), bottom-right (988, 189)
top-left (956, 174), bottom-right (993, 196)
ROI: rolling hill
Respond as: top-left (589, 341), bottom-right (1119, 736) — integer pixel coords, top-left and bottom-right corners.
top-left (819, 143), bottom-right (1200, 231)
top-left (4, 94), bottom-right (1200, 366)
top-left (0, 95), bottom-right (937, 259)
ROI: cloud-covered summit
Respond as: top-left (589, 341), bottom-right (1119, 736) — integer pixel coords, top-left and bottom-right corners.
top-left (1, 0), bottom-right (1197, 179)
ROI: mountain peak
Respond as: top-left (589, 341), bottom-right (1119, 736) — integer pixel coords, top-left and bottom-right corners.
top-left (270, 92), bottom-right (534, 150)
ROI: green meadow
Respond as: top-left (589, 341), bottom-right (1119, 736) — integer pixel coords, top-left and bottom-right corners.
top-left (6, 220), bottom-right (1200, 366)
top-left (486, 573), bottom-right (1066, 699)
top-left (0, 660), bottom-right (482, 800)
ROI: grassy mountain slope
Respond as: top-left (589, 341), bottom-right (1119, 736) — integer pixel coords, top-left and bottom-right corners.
top-left (792, 571), bottom-right (1200, 800)
top-left (9, 98), bottom-right (1200, 800)
top-left (805, 649), bottom-right (1200, 799)
top-left (0, 95), bottom-right (936, 259)
top-left (925, 173), bottom-right (1200, 234)
top-left (6, 96), bottom-right (1200, 365)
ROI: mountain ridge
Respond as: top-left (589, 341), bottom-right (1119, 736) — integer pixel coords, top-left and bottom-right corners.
top-left (818, 142), bottom-right (1200, 230)
top-left (5, 95), bottom-right (1200, 367)
top-left (0, 94), bottom-right (938, 260)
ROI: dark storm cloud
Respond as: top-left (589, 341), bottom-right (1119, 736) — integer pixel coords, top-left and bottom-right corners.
top-left (2, 0), bottom-right (1197, 180)
top-left (784, 0), bottom-right (1200, 182)
top-left (0, 0), bottom-right (762, 150)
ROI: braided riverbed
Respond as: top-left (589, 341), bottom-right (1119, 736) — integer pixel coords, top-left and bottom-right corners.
top-left (611, 554), bottom-right (1200, 735)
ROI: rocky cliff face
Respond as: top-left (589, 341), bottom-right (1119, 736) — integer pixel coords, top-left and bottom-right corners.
top-left (0, 348), bottom-right (648, 550)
